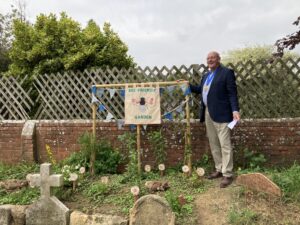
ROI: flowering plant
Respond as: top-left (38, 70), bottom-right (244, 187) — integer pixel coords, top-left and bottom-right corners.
top-left (61, 164), bottom-right (86, 186)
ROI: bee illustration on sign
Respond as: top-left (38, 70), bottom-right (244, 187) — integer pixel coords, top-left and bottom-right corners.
top-left (132, 97), bottom-right (155, 113)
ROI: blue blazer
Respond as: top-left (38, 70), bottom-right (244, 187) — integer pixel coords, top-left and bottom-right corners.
top-left (190, 65), bottom-right (239, 123)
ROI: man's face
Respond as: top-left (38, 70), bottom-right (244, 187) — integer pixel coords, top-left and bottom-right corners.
top-left (206, 52), bottom-right (220, 70)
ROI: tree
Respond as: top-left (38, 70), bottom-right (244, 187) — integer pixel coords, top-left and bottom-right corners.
top-left (222, 45), bottom-right (298, 64)
top-left (7, 12), bottom-right (134, 78)
top-left (0, 1), bottom-right (27, 73)
top-left (274, 16), bottom-right (300, 57)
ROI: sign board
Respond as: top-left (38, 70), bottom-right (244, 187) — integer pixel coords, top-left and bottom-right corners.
top-left (125, 86), bottom-right (161, 124)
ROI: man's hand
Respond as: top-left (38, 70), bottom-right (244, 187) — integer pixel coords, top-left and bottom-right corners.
top-left (176, 79), bottom-right (189, 83)
top-left (233, 111), bottom-right (240, 121)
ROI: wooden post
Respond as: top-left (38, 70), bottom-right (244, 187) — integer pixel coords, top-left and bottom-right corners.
top-left (90, 103), bottom-right (97, 175)
top-left (95, 81), bottom-right (190, 88)
top-left (185, 94), bottom-right (192, 176)
top-left (136, 124), bottom-right (141, 175)
top-left (92, 103), bottom-right (96, 137)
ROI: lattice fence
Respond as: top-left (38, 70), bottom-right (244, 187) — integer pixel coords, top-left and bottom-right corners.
top-left (0, 58), bottom-right (299, 120)
top-left (0, 75), bottom-right (34, 120)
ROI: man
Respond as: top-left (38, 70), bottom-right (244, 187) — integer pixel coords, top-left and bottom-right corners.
top-left (190, 51), bottom-right (240, 188)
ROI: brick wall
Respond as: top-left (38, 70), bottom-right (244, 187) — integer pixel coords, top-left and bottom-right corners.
top-left (0, 121), bottom-right (25, 164)
top-left (0, 119), bottom-right (299, 167)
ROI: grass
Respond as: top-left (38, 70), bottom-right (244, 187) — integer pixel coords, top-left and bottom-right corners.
top-left (270, 163), bottom-right (300, 203)
top-left (1, 162), bottom-right (300, 225)
top-left (228, 207), bottom-right (259, 225)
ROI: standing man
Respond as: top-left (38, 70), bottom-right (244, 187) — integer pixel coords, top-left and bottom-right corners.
top-left (190, 51), bottom-right (240, 188)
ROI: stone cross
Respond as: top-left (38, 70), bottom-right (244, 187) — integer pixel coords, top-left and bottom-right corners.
top-left (26, 163), bottom-right (69, 225)
top-left (27, 163), bottom-right (63, 198)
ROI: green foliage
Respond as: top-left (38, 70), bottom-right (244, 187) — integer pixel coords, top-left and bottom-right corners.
top-left (76, 132), bottom-right (121, 175)
top-left (7, 12), bottom-right (134, 78)
top-left (103, 189), bottom-right (134, 214)
top-left (193, 153), bottom-right (214, 175)
top-left (228, 208), bottom-right (259, 225)
top-left (0, 163), bottom-right (39, 180)
top-left (147, 129), bottom-right (167, 165)
top-left (0, 6), bottom-right (23, 72)
top-left (118, 132), bottom-right (139, 180)
top-left (165, 190), bottom-right (181, 214)
top-left (165, 190), bottom-right (194, 216)
top-left (0, 187), bottom-right (39, 205)
top-left (272, 163), bottom-right (300, 203)
top-left (62, 150), bottom-right (90, 170)
top-left (83, 182), bottom-right (110, 203)
top-left (234, 147), bottom-right (266, 172)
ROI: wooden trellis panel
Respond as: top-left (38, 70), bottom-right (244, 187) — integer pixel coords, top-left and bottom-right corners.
top-left (229, 58), bottom-right (300, 118)
top-left (0, 75), bottom-right (34, 120)
top-left (1, 58), bottom-right (299, 120)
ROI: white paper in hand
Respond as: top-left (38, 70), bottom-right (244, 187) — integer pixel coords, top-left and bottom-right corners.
top-left (227, 120), bottom-right (238, 129)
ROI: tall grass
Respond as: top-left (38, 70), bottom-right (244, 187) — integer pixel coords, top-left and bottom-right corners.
top-left (271, 163), bottom-right (300, 203)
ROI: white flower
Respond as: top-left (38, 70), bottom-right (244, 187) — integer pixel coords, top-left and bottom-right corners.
top-left (75, 164), bottom-right (80, 169)
top-left (196, 167), bottom-right (205, 177)
top-left (63, 165), bottom-right (70, 169)
top-left (182, 165), bottom-right (190, 173)
top-left (69, 173), bottom-right (78, 181)
top-left (26, 174), bottom-right (32, 181)
top-left (144, 165), bottom-right (151, 172)
top-left (158, 164), bottom-right (165, 171)
top-left (130, 186), bottom-right (140, 196)
top-left (101, 176), bottom-right (109, 184)
top-left (79, 167), bottom-right (86, 174)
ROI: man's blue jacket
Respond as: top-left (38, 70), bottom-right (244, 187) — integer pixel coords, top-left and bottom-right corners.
top-left (190, 65), bottom-right (239, 123)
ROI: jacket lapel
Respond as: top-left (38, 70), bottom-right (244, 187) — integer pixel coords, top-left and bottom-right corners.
top-left (208, 66), bottom-right (222, 91)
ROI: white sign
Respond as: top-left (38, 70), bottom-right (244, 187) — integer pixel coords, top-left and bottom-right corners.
top-left (125, 86), bottom-right (161, 124)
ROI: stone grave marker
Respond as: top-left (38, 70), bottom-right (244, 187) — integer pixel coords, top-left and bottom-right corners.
top-left (236, 172), bottom-right (281, 196)
top-left (0, 205), bottom-right (11, 225)
top-left (25, 163), bottom-right (70, 225)
top-left (129, 194), bottom-right (175, 225)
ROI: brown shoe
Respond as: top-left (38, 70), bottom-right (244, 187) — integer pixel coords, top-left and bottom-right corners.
top-left (207, 171), bottom-right (223, 179)
top-left (220, 176), bottom-right (233, 188)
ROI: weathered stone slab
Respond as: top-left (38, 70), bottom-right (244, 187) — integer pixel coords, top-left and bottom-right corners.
top-left (0, 205), bottom-right (12, 225)
top-left (236, 173), bottom-right (281, 196)
top-left (10, 205), bottom-right (27, 225)
top-left (129, 194), bottom-right (175, 225)
top-left (0, 205), bottom-right (28, 225)
top-left (26, 196), bottom-right (69, 225)
top-left (70, 211), bottom-right (128, 225)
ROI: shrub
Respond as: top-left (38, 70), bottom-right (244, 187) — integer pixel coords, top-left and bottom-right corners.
top-left (63, 132), bottom-right (121, 175)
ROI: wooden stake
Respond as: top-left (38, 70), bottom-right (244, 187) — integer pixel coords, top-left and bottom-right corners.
top-left (185, 95), bottom-right (192, 176)
top-left (137, 124), bottom-right (141, 175)
top-left (91, 103), bottom-right (97, 176)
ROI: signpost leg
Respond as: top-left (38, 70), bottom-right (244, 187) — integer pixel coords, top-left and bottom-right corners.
top-left (137, 124), bottom-right (141, 175)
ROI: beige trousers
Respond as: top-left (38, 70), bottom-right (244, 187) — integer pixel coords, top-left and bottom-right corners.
top-left (205, 109), bottom-right (233, 177)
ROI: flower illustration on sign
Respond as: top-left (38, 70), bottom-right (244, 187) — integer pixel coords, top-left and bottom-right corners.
top-left (132, 97), bottom-right (155, 113)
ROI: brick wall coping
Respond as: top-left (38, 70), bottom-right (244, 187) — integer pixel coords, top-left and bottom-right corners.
top-left (0, 118), bottom-right (299, 124)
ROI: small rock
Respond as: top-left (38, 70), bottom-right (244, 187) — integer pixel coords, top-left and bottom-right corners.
top-left (0, 179), bottom-right (28, 191)
top-left (145, 181), bottom-right (170, 193)
top-left (70, 210), bottom-right (128, 225)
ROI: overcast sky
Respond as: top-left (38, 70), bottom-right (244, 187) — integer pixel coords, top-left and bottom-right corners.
top-left (1, 0), bottom-right (300, 67)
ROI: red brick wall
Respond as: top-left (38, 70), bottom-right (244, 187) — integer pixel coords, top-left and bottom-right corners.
top-left (232, 119), bottom-right (300, 165)
top-left (0, 121), bottom-right (25, 164)
top-left (0, 119), bottom-right (299, 166)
